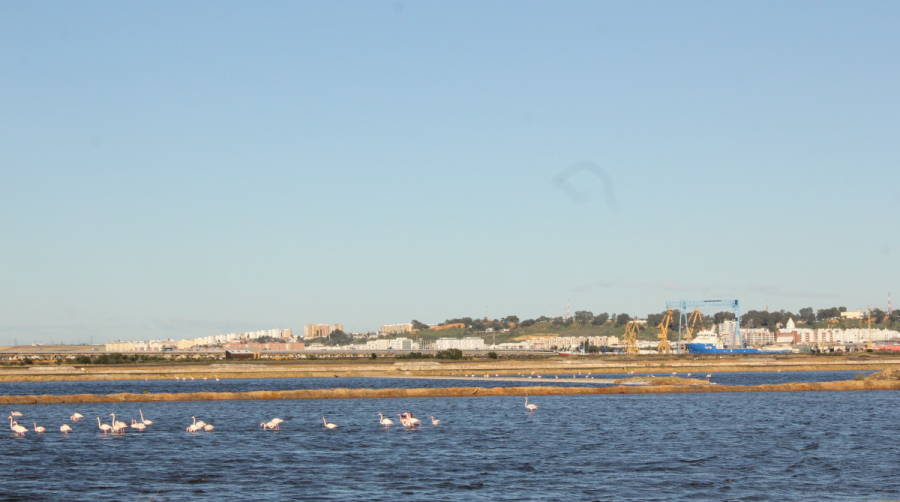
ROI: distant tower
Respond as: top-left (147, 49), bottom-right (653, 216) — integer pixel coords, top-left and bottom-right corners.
top-left (889, 292), bottom-right (893, 317)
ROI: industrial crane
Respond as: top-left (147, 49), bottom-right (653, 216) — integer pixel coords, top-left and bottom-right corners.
top-left (683, 309), bottom-right (703, 342)
top-left (666, 299), bottom-right (742, 351)
top-left (656, 309), bottom-right (673, 354)
top-left (624, 320), bottom-right (640, 355)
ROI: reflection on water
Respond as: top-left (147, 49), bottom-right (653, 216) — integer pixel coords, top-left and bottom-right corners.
top-left (1, 389), bottom-right (898, 500)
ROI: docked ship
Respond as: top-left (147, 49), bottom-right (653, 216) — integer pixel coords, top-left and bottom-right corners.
top-left (686, 333), bottom-right (792, 355)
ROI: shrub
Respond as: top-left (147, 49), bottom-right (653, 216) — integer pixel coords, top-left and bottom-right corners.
top-left (487, 351), bottom-right (498, 359)
top-left (436, 349), bottom-right (464, 360)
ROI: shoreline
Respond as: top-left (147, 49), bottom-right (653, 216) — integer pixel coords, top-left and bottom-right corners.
top-left (0, 355), bottom-right (898, 383)
top-left (1, 378), bottom-right (899, 404)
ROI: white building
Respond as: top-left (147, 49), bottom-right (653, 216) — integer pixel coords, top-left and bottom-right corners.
top-left (519, 335), bottom-right (620, 351)
top-left (389, 337), bottom-right (417, 350)
top-left (434, 337), bottom-right (486, 350)
top-left (363, 337), bottom-right (419, 351)
top-left (105, 339), bottom-right (177, 352)
top-left (776, 327), bottom-right (900, 345)
top-left (364, 338), bottom-right (392, 350)
top-left (493, 342), bottom-right (528, 350)
top-left (743, 328), bottom-right (775, 346)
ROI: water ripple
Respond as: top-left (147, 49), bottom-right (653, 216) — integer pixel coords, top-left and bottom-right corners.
top-left (0, 386), bottom-right (897, 500)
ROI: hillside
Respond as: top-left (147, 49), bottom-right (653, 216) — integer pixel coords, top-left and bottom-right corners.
top-left (409, 321), bottom-right (659, 344)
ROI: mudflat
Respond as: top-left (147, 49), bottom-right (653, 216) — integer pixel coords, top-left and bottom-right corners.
top-left (1, 354), bottom-right (899, 382)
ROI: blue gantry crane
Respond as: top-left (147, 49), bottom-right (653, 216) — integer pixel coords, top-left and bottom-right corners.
top-left (665, 299), bottom-right (742, 352)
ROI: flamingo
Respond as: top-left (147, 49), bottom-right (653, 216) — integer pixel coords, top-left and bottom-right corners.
top-left (261, 417), bottom-right (283, 430)
top-left (97, 416), bottom-right (112, 434)
top-left (377, 413), bottom-right (393, 426)
top-left (110, 413), bottom-right (127, 433)
top-left (9, 416), bottom-right (27, 436)
top-left (139, 409), bottom-right (153, 426)
top-left (9, 411), bottom-right (23, 418)
top-left (130, 418), bottom-right (146, 431)
top-left (322, 416), bottom-right (338, 429)
top-left (430, 416), bottom-right (441, 426)
top-left (33, 423), bottom-right (46, 433)
top-left (524, 397), bottom-right (538, 412)
top-left (186, 416), bottom-right (201, 432)
top-left (396, 412), bottom-right (419, 427)
top-left (70, 412), bottom-right (84, 422)
top-left (60, 424), bottom-right (73, 434)
top-left (203, 423), bottom-right (215, 432)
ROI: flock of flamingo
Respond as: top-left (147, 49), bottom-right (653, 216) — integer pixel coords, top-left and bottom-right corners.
top-left (7, 409), bottom-right (162, 436)
top-left (6, 397), bottom-right (540, 437)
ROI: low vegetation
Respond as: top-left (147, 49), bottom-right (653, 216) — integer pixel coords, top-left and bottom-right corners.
top-left (73, 353), bottom-right (168, 365)
top-left (3, 376), bottom-right (900, 405)
top-left (864, 368), bottom-right (900, 381)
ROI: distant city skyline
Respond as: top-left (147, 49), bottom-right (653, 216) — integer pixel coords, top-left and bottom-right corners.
top-left (2, 2), bottom-right (898, 345)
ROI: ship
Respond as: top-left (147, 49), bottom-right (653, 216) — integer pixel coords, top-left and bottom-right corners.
top-left (686, 333), bottom-right (792, 355)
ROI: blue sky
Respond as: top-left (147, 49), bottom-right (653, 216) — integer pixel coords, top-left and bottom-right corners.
top-left (2, 1), bottom-right (898, 344)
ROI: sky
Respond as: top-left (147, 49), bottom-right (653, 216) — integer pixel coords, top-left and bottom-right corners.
top-left (1, 1), bottom-right (898, 344)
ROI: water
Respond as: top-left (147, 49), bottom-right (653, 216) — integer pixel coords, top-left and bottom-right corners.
top-left (532, 370), bottom-right (874, 386)
top-left (0, 376), bottom-right (605, 396)
top-left (2, 386), bottom-right (898, 500)
top-left (0, 370), bottom-right (873, 396)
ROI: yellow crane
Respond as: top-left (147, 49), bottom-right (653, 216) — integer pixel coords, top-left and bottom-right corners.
top-left (624, 320), bottom-right (640, 355)
top-left (683, 309), bottom-right (703, 342)
top-left (656, 309), bottom-right (673, 354)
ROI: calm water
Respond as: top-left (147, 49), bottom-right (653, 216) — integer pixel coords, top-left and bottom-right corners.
top-left (2, 389), bottom-right (898, 500)
top-left (0, 370), bottom-right (873, 396)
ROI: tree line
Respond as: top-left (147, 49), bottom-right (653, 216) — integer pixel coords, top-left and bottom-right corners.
top-left (415, 306), bottom-right (899, 332)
